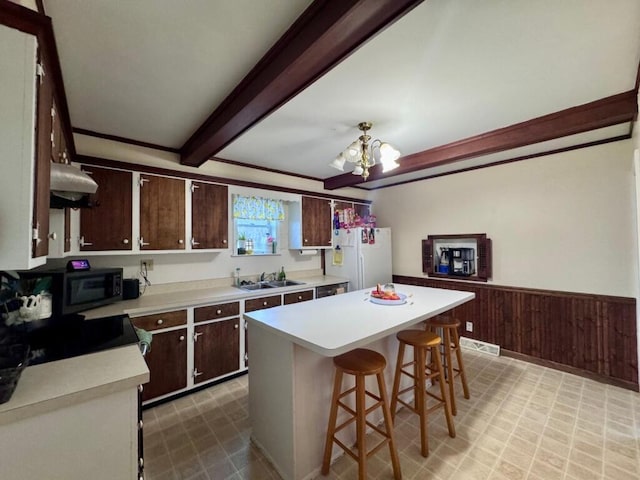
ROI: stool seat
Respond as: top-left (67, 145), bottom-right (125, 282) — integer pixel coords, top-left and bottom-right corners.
top-left (334, 348), bottom-right (386, 376)
top-left (425, 316), bottom-right (470, 416)
top-left (396, 330), bottom-right (440, 348)
top-left (322, 348), bottom-right (401, 480)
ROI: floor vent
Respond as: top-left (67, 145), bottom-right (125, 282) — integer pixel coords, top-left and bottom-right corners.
top-left (460, 336), bottom-right (500, 356)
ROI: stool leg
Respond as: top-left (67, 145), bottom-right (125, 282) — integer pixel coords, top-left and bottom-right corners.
top-left (321, 369), bottom-right (343, 475)
top-left (432, 347), bottom-right (456, 438)
top-left (390, 342), bottom-right (406, 422)
top-left (415, 345), bottom-right (429, 457)
top-left (355, 374), bottom-right (367, 480)
top-left (376, 372), bottom-right (402, 480)
top-left (443, 328), bottom-right (457, 416)
top-left (453, 328), bottom-right (470, 399)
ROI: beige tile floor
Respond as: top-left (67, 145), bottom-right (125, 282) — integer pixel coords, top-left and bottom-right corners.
top-left (142, 350), bottom-right (640, 480)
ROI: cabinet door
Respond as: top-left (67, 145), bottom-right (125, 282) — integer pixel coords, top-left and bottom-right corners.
top-left (32, 51), bottom-right (53, 259)
top-left (79, 167), bottom-right (133, 251)
top-left (193, 319), bottom-right (240, 384)
top-left (284, 290), bottom-right (314, 304)
top-left (191, 182), bottom-right (228, 249)
top-left (140, 174), bottom-right (185, 250)
top-left (302, 196), bottom-right (331, 247)
top-left (141, 328), bottom-right (188, 401)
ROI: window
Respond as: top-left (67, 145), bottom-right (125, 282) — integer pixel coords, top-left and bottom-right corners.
top-left (233, 195), bottom-right (285, 255)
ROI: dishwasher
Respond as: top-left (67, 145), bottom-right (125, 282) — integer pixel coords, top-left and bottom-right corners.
top-left (315, 282), bottom-right (349, 298)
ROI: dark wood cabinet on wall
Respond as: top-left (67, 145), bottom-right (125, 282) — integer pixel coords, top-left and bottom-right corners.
top-left (79, 166), bottom-right (133, 251)
top-left (301, 196), bottom-right (332, 247)
top-left (422, 233), bottom-right (492, 282)
top-left (140, 174), bottom-right (185, 250)
top-left (191, 181), bottom-right (228, 249)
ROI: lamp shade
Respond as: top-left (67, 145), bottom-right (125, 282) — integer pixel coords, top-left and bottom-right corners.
top-left (379, 142), bottom-right (401, 162)
top-left (329, 153), bottom-right (346, 171)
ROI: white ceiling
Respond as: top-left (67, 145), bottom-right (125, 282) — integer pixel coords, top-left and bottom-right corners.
top-left (45, 0), bottom-right (640, 189)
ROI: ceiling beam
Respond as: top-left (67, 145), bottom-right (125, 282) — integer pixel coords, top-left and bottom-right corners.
top-left (180, 0), bottom-right (423, 168)
top-left (324, 90), bottom-right (638, 190)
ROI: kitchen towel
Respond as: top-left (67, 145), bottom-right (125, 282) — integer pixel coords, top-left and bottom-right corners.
top-left (298, 249), bottom-right (318, 256)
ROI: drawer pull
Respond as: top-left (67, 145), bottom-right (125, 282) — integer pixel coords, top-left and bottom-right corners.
top-left (179, 335), bottom-right (185, 341)
top-left (178, 239), bottom-right (184, 244)
top-left (123, 238), bottom-right (129, 244)
top-left (234, 324), bottom-right (238, 329)
top-left (216, 309), bottom-right (222, 315)
top-left (156, 319), bottom-right (163, 326)
top-left (263, 301), bottom-right (268, 306)
top-left (298, 295), bottom-right (302, 300)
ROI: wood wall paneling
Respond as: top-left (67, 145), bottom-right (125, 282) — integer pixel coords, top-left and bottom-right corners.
top-left (393, 275), bottom-right (638, 390)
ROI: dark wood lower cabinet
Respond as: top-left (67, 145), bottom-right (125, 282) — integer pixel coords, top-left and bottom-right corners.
top-left (394, 275), bottom-right (638, 390)
top-left (141, 328), bottom-right (187, 401)
top-left (193, 319), bottom-right (240, 384)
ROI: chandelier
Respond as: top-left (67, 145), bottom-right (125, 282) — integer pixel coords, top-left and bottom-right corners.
top-left (329, 122), bottom-right (401, 180)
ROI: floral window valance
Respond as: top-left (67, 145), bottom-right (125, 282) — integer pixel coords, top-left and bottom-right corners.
top-left (232, 195), bottom-right (285, 221)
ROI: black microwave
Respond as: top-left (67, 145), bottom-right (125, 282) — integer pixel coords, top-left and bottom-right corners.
top-left (18, 267), bottom-right (123, 317)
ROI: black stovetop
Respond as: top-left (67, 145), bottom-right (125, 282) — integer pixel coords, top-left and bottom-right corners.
top-left (26, 313), bottom-right (140, 365)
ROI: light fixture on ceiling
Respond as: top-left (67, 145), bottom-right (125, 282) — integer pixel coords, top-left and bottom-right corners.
top-left (329, 122), bottom-right (401, 181)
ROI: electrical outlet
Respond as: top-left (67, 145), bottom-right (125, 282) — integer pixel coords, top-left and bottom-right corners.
top-left (140, 259), bottom-right (154, 271)
top-left (465, 321), bottom-right (473, 332)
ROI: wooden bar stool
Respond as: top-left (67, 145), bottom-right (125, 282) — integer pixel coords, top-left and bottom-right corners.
top-left (425, 316), bottom-right (470, 416)
top-left (390, 330), bottom-right (455, 458)
top-left (321, 348), bottom-right (401, 480)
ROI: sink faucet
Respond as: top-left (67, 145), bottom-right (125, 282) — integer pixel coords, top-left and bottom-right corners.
top-left (260, 272), bottom-right (277, 282)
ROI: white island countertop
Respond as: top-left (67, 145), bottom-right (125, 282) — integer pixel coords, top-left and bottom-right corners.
top-left (244, 284), bottom-right (475, 357)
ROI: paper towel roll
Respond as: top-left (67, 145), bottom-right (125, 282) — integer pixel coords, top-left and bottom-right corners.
top-left (298, 249), bottom-right (318, 256)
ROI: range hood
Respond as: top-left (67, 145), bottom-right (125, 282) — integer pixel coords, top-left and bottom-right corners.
top-left (50, 163), bottom-right (98, 209)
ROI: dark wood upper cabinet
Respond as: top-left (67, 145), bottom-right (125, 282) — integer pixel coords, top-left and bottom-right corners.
top-left (301, 196), bottom-right (332, 247)
top-left (193, 319), bottom-right (240, 384)
top-left (32, 50), bottom-right (53, 260)
top-left (422, 233), bottom-right (492, 282)
top-left (191, 182), bottom-right (228, 249)
top-left (79, 166), bottom-right (132, 251)
top-left (140, 174), bottom-right (185, 250)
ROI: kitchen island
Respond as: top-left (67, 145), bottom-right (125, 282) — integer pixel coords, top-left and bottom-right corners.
top-left (244, 284), bottom-right (475, 480)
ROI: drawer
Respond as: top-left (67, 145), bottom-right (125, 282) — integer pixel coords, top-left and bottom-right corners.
top-left (132, 309), bottom-right (187, 331)
top-left (194, 302), bottom-right (240, 323)
top-left (283, 289), bottom-right (314, 305)
top-left (245, 294), bottom-right (282, 312)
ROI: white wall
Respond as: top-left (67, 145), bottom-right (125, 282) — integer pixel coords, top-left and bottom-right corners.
top-left (371, 139), bottom-right (638, 298)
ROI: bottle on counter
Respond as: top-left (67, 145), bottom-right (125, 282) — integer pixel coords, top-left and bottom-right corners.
top-left (278, 266), bottom-right (286, 281)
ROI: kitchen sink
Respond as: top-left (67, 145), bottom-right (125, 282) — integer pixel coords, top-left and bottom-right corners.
top-left (267, 280), bottom-right (305, 287)
top-left (236, 282), bottom-right (274, 291)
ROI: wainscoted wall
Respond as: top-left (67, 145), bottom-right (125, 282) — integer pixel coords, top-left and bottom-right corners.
top-left (394, 275), bottom-right (638, 391)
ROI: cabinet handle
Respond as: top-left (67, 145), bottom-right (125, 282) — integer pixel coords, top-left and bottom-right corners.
top-left (216, 309), bottom-right (222, 315)
top-left (193, 368), bottom-right (203, 377)
top-left (48, 232), bottom-right (57, 240)
top-left (234, 324), bottom-right (238, 329)
top-left (263, 301), bottom-right (268, 306)
top-left (156, 319), bottom-right (163, 325)
top-left (138, 385), bottom-right (143, 393)
top-left (298, 295), bottom-right (302, 300)
top-left (304, 239), bottom-right (308, 243)
top-left (223, 239), bottom-right (227, 244)
top-left (178, 239), bottom-right (184, 245)
top-left (194, 331), bottom-right (204, 342)
top-left (79, 236), bottom-right (93, 247)
top-left (179, 335), bottom-right (185, 341)
top-left (139, 237), bottom-right (150, 247)
top-left (123, 238), bottom-right (129, 244)
top-left (139, 458), bottom-right (144, 468)
top-left (138, 420), bottom-right (143, 429)
top-left (191, 238), bottom-right (200, 247)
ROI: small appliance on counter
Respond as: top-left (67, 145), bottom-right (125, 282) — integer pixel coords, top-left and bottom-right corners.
top-left (16, 259), bottom-right (123, 319)
top-left (123, 279), bottom-right (140, 300)
top-left (449, 248), bottom-right (476, 276)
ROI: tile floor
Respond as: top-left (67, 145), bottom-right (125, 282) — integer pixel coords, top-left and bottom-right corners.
top-left (142, 350), bottom-right (640, 479)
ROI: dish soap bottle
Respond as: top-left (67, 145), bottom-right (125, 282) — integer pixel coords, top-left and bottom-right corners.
top-left (278, 266), bottom-right (286, 281)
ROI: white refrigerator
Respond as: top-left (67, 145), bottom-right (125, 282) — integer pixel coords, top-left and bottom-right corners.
top-left (325, 227), bottom-right (392, 291)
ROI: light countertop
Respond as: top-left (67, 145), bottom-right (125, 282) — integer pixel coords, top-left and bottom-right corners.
top-left (0, 345), bottom-right (149, 426)
top-left (243, 284), bottom-right (475, 356)
top-left (84, 274), bottom-right (349, 318)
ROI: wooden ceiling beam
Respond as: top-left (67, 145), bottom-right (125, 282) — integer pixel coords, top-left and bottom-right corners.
top-left (180, 0), bottom-right (423, 168)
top-left (324, 90), bottom-right (638, 190)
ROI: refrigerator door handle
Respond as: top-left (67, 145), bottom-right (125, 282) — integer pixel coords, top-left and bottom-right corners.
top-left (358, 253), bottom-right (365, 291)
